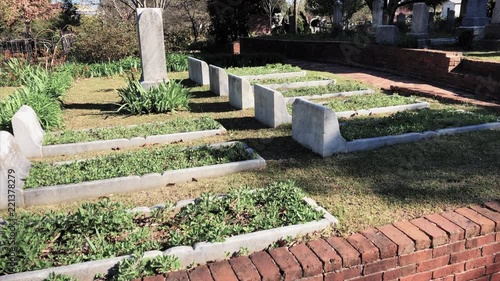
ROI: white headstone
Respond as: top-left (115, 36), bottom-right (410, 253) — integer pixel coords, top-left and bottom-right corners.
top-left (188, 57), bottom-right (209, 86)
top-left (12, 105), bottom-right (45, 158)
top-left (292, 99), bottom-right (346, 157)
top-left (228, 75), bottom-right (254, 109)
top-left (254, 85), bottom-right (291, 128)
top-left (411, 3), bottom-right (430, 35)
top-left (0, 131), bottom-right (29, 209)
top-left (137, 8), bottom-right (168, 90)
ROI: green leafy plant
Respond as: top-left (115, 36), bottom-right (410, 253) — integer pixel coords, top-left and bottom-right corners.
top-left (43, 272), bottom-right (78, 281)
top-left (117, 79), bottom-right (191, 114)
top-left (25, 143), bottom-right (253, 188)
top-left (228, 64), bottom-right (301, 76)
top-left (43, 116), bottom-right (221, 145)
top-left (280, 80), bottom-right (369, 97)
top-left (196, 53), bottom-right (286, 68)
top-left (325, 94), bottom-right (417, 112)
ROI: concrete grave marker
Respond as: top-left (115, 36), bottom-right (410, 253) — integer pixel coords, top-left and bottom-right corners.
top-left (188, 57), bottom-right (209, 85)
top-left (209, 65), bottom-right (229, 96)
top-left (410, 3), bottom-right (430, 37)
top-left (228, 74), bottom-right (254, 109)
top-left (292, 99), bottom-right (346, 157)
top-left (137, 8), bottom-right (168, 89)
top-left (254, 85), bottom-right (291, 128)
top-left (12, 105), bottom-right (45, 158)
top-left (0, 131), bottom-right (29, 209)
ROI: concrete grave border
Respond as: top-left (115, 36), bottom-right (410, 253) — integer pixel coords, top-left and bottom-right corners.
top-left (1, 195), bottom-right (337, 281)
top-left (209, 65), bottom-right (229, 96)
top-left (0, 141), bottom-right (265, 209)
top-left (292, 98), bottom-right (500, 157)
top-left (240, 70), bottom-right (306, 81)
top-left (187, 57), bottom-right (209, 85)
top-left (254, 85), bottom-right (429, 128)
top-left (263, 79), bottom-right (335, 90)
top-left (12, 105), bottom-right (227, 158)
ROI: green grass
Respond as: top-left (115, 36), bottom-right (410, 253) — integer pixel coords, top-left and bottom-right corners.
top-left (227, 64), bottom-right (301, 76)
top-left (43, 116), bottom-right (221, 145)
top-left (340, 108), bottom-right (499, 141)
top-left (326, 94), bottom-right (418, 112)
top-left (0, 182), bottom-right (322, 275)
top-left (255, 73), bottom-right (331, 85)
top-left (25, 143), bottom-right (254, 188)
top-left (280, 80), bottom-right (370, 97)
top-left (464, 51), bottom-right (500, 62)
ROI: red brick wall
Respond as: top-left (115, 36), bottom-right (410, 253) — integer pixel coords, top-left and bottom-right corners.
top-left (240, 38), bottom-right (500, 100)
top-left (149, 202), bottom-right (500, 281)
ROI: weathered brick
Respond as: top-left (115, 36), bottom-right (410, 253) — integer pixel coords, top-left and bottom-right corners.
top-left (165, 270), bottom-right (189, 281)
top-left (208, 261), bottom-right (238, 281)
top-left (399, 270), bottom-right (432, 281)
top-left (289, 243), bottom-right (322, 277)
top-left (143, 275), bottom-right (165, 281)
top-left (484, 201), bottom-right (500, 213)
top-left (470, 205), bottom-right (500, 231)
top-left (383, 264), bottom-right (416, 281)
top-left (441, 211), bottom-right (480, 238)
top-left (307, 239), bottom-right (342, 272)
top-left (393, 220), bottom-right (431, 250)
top-left (410, 218), bottom-right (449, 247)
top-left (432, 262), bottom-right (465, 278)
top-left (451, 248), bottom-right (481, 263)
top-left (268, 247), bottom-right (302, 281)
top-left (188, 265), bottom-right (214, 281)
top-left (417, 254), bottom-right (450, 272)
top-left (483, 243), bottom-right (500, 256)
top-left (455, 267), bottom-right (486, 281)
top-left (433, 241), bottom-right (465, 258)
top-left (455, 208), bottom-right (496, 235)
top-left (350, 272), bottom-right (383, 281)
top-left (326, 236), bottom-right (361, 267)
top-left (249, 251), bottom-right (281, 281)
top-left (466, 233), bottom-right (496, 249)
top-left (425, 214), bottom-right (465, 242)
top-left (298, 275), bottom-right (323, 281)
top-left (361, 228), bottom-right (397, 259)
top-left (363, 257), bottom-right (397, 275)
top-left (432, 276), bottom-right (454, 281)
top-left (493, 272), bottom-right (500, 281)
top-left (486, 262), bottom-right (500, 274)
top-left (378, 225), bottom-right (415, 255)
top-left (324, 266), bottom-right (363, 281)
top-left (399, 249), bottom-right (432, 266)
top-left (347, 233), bottom-right (380, 263)
top-left (466, 255), bottom-right (495, 271)
top-left (470, 276), bottom-right (490, 281)
top-left (229, 256), bottom-right (260, 281)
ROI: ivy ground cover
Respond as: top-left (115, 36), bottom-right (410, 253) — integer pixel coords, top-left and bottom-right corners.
top-left (0, 182), bottom-right (323, 276)
top-left (24, 143), bottom-right (254, 188)
top-left (43, 116), bottom-right (221, 145)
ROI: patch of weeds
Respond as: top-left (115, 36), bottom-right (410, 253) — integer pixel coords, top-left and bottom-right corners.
top-left (227, 64), bottom-right (301, 76)
top-left (340, 108), bottom-right (499, 141)
top-left (104, 255), bottom-right (180, 281)
top-left (0, 182), bottom-right (324, 276)
top-left (117, 78), bottom-right (191, 114)
top-left (326, 94), bottom-right (418, 112)
top-left (43, 273), bottom-right (78, 281)
top-left (254, 73), bottom-right (330, 85)
top-left (43, 116), bottom-right (221, 145)
top-left (280, 80), bottom-right (369, 97)
top-left (25, 143), bottom-right (254, 188)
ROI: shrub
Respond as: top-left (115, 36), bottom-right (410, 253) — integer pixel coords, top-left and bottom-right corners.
top-left (166, 53), bottom-right (188, 72)
top-left (69, 16), bottom-right (139, 63)
top-left (117, 79), bottom-right (191, 114)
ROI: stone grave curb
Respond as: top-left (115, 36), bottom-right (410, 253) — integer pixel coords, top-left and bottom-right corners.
top-left (41, 127), bottom-right (227, 157)
top-left (240, 71), bottom-right (306, 81)
top-left (209, 65), bottom-right (228, 96)
top-left (264, 79), bottom-right (335, 90)
top-left (8, 141), bottom-right (265, 208)
top-left (1, 195), bottom-right (337, 281)
top-left (187, 57), bottom-right (209, 86)
top-left (334, 101), bottom-right (430, 118)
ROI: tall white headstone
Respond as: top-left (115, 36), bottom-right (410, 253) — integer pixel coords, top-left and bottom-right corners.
top-left (0, 131), bottom-right (29, 209)
top-left (137, 8), bottom-right (168, 90)
top-left (410, 3), bottom-right (430, 36)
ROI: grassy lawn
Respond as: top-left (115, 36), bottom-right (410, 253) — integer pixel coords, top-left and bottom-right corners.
top-left (3, 70), bottom-right (500, 238)
top-left (464, 51), bottom-right (500, 62)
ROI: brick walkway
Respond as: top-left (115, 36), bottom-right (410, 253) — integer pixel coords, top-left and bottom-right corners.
top-left (142, 201), bottom-right (500, 281)
top-left (287, 59), bottom-right (500, 111)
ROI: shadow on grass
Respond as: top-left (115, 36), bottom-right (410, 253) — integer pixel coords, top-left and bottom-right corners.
top-left (174, 78), bottom-right (198, 88)
top-left (63, 103), bottom-right (120, 112)
top-left (189, 101), bottom-right (234, 113)
top-left (191, 90), bottom-right (216, 98)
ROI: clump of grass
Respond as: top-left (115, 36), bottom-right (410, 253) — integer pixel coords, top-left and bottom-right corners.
top-left (326, 94), bottom-right (417, 112)
top-left (228, 64), bottom-right (301, 76)
top-left (340, 109), bottom-right (499, 141)
top-left (117, 79), bottom-right (191, 114)
top-left (280, 80), bottom-right (368, 97)
top-left (43, 116), bottom-right (221, 145)
top-left (1, 182), bottom-right (323, 275)
top-left (254, 74), bottom-right (330, 85)
top-left (25, 143), bottom-right (254, 188)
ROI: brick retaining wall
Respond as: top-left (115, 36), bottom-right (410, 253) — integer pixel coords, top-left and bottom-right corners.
top-left (239, 38), bottom-right (500, 100)
top-left (142, 202), bottom-right (500, 281)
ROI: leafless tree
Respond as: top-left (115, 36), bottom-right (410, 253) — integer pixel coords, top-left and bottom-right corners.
top-left (178, 0), bottom-right (208, 42)
top-left (260, 0), bottom-right (285, 30)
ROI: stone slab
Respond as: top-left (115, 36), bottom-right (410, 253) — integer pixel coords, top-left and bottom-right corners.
top-left (291, 99), bottom-right (347, 157)
top-left (137, 8), bottom-right (168, 89)
top-left (209, 65), bottom-right (229, 96)
top-left (254, 84), bottom-right (292, 128)
top-left (0, 131), bottom-right (29, 209)
top-left (376, 25), bottom-right (400, 45)
top-left (12, 105), bottom-right (45, 158)
top-left (188, 57), bottom-right (209, 85)
top-left (228, 74), bottom-right (254, 110)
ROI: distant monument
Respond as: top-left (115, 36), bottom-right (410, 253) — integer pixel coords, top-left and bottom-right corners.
top-left (460, 0), bottom-right (491, 39)
top-left (371, 0), bottom-right (384, 28)
top-left (137, 8), bottom-right (168, 90)
top-left (485, 2), bottom-right (500, 39)
top-left (409, 3), bottom-right (430, 38)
